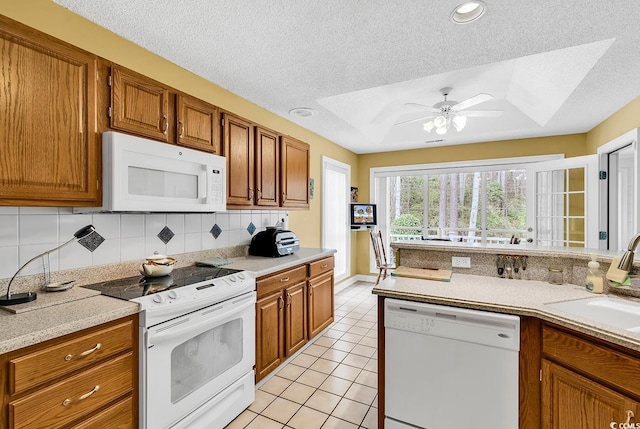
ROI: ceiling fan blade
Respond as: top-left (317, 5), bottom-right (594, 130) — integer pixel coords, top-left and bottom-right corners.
top-left (394, 114), bottom-right (437, 126)
top-left (405, 103), bottom-right (441, 114)
top-left (451, 93), bottom-right (493, 111)
top-left (461, 109), bottom-right (503, 118)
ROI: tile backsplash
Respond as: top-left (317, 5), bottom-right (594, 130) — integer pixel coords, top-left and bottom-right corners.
top-left (0, 207), bottom-right (288, 279)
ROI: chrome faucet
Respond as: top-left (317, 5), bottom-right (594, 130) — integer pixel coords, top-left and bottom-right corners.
top-left (618, 233), bottom-right (640, 272)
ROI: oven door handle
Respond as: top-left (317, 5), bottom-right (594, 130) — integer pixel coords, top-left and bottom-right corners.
top-left (147, 295), bottom-right (255, 346)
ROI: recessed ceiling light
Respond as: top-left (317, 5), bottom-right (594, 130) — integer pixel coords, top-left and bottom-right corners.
top-left (289, 108), bottom-right (318, 118)
top-left (450, 1), bottom-right (486, 24)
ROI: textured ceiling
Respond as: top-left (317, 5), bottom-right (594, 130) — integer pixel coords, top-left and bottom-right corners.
top-left (54, 0), bottom-right (640, 154)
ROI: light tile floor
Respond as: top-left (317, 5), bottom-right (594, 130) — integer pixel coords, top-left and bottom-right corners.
top-left (226, 281), bottom-right (378, 429)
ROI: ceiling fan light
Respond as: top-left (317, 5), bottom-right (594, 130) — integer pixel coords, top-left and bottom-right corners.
top-left (435, 127), bottom-right (447, 135)
top-left (433, 115), bottom-right (447, 128)
top-left (452, 115), bottom-right (467, 131)
top-left (423, 121), bottom-right (435, 132)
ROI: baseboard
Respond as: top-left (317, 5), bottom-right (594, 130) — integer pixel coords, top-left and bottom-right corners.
top-left (335, 274), bottom-right (378, 293)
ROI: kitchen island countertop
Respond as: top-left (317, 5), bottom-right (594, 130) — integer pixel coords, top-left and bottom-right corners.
top-left (374, 273), bottom-right (640, 351)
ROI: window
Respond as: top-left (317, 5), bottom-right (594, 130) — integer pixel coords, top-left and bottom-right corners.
top-left (371, 154), bottom-right (597, 269)
top-left (383, 169), bottom-right (527, 245)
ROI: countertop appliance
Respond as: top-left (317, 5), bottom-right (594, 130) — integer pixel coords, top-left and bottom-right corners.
top-left (249, 227), bottom-right (300, 257)
top-left (84, 266), bottom-right (255, 429)
top-left (75, 131), bottom-right (226, 213)
top-left (384, 298), bottom-right (520, 429)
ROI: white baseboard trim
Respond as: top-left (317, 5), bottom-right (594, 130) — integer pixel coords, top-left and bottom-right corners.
top-left (335, 275), bottom-right (378, 293)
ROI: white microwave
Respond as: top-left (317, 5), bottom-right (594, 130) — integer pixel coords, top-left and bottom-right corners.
top-left (76, 131), bottom-right (226, 213)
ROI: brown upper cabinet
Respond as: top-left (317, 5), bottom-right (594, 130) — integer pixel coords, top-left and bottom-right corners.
top-left (0, 15), bottom-right (99, 207)
top-left (281, 137), bottom-right (310, 209)
top-left (107, 65), bottom-right (220, 153)
top-left (255, 126), bottom-right (280, 207)
top-left (223, 113), bottom-right (255, 207)
top-left (176, 95), bottom-right (220, 154)
top-left (109, 66), bottom-right (170, 142)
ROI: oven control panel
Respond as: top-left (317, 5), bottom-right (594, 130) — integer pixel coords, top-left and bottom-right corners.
top-left (137, 272), bottom-right (255, 326)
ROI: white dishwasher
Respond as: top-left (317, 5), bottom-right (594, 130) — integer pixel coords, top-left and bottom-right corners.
top-left (384, 298), bottom-right (520, 429)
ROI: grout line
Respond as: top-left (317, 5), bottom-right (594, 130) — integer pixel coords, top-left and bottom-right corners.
top-left (234, 280), bottom-right (378, 429)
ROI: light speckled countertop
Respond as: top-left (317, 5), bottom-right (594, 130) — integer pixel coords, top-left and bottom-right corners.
top-left (390, 240), bottom-right (625, 262)
top-left (222, 248), bottom-right (336, 277)
top-left (0, 295), bottom-right (138, 354)
top-left (373, 274), bottom-right (640, 351)
top-left (0, 247), bottom-right (334, 355)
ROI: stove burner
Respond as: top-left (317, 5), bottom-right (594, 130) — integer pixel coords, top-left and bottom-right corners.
top-left (83, 265), bottom-right (243, 301)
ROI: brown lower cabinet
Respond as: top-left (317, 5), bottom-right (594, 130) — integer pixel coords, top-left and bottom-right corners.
top-left (255, 256), bottom-right (334, 382)
top-left (542, 324), bottom-right (640, 429)
top-left (0, 314), bottom-right (138, 429)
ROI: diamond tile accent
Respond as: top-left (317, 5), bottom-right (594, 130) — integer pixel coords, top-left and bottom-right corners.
top-left (157, 226), bottom-right (175, 244)
top-left (77, 230), bottom-right (105, 252)
top-left (210, 224), bottom-right (222, 239)
top-left (247, 222), bottom-right (256, 235)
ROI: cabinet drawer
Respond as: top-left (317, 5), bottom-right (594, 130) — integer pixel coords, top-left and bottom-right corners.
top-left (10, 352), bottom-right (133, 429)
top-left (10, 319), bottom-right (133, 394)
top-left (257, 265), bottom-right (307, 298)
top-left (69, 394), bottom-right (134, 429)
top-left (542, 325), bottom-right (640, 398)
top-left (308, 256), bottom-right (334, 278)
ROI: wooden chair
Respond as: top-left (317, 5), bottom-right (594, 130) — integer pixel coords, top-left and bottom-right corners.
top-left (370, 230), bottom-right (395, 285)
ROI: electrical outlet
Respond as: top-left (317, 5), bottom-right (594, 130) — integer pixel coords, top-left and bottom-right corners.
top-left (452, 256), bottom-right (471, 268)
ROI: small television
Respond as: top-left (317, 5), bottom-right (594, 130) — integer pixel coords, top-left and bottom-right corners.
top-left (350, 203), bottom-right (377, 228)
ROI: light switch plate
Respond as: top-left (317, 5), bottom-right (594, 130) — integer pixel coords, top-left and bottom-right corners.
top-left (452, 256), bottom-right (471, 268)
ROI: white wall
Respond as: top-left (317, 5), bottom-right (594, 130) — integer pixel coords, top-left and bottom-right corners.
top-left (0, 208), bottom-right (288, 279)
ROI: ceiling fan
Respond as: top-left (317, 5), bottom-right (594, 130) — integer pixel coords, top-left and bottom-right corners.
top-left (396, 87), bottom-right (503, 134)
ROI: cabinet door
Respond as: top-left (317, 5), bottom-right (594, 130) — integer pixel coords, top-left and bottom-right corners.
top-left (223, 113), bottom-right (254, 207)
top-left (110, 66), bottom-right (170, 141)
top-left (285, 282), bottom-right (307, 357)
top-left (255, 290), bottom-right (284, 382)
top-left (68, 395), bottom-right (133, 429)
top-left (176, 95), bottom-right (220, 154)
top-left (0, 16), bottom-right (99, 206)
top-left (308, 271), bottom-right (334, 338)
top-left (280, 136), bottom-right (310, 209)
top-left (542, 359), bottom-right (640, 429)
top-left (255, 126), bottom-right (280, 207)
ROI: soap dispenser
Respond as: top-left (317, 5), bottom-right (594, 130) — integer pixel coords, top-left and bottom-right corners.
top-left (585, 254), bottom-right (604, 294)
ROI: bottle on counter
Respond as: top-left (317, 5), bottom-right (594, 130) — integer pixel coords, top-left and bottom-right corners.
top-left (585, 254), bottom-right (604, 294)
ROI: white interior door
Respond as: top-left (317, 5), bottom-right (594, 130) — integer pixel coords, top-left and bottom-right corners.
top-left (322, 157), bottom-right (350, 281)
top-left (597, 129), bottom-right (639, 251)
top-left (526, 155), bottom-right (598, 248)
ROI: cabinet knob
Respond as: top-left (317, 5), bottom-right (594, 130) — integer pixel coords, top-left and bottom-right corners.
top-left (248, 188), bottom-right (254, 200)
top-left (626, 410), bottom-right (635, 424)
top-left (280, 277), bottom-right (290, 282)
top-left (321, 264), bottom-right (328, 268)
top-left (161, 115), bottom-right (168, 134)
top-left (278, 296), bottom-right (284, 309)
top-left (286, 293), bottom-right (292, 305)
top-left (178, 120), bottom-right (184, 138)
top-left (62, 385), bottom-right (100, 406)
top-left (282, 192), bottom-right (286, 203)
top-left (64, 343), bottom-right (102, 361)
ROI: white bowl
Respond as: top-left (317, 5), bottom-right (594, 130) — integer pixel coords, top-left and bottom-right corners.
top-left (139, 263), bottom-right (174, 277)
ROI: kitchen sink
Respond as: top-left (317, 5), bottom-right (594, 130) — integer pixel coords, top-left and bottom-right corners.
top-left (546, 297), bottom-right (640, 332)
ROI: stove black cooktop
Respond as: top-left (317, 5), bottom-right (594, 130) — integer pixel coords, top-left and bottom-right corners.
top-left (83, 266), bottom-right (243, 300)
